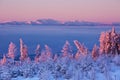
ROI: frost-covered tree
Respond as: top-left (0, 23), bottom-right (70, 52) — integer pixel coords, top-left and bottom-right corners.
top-left (61, 41), bottom-right (72, 57)
top-left (74, 40), bottom-right (88, 60)
top-left (111, 30), bottom-right (120, 55)
top-left (45, 45), bottom-right (52, 58)
top-left (118, 40), bottom-right (120, 53)
top-left (35, 44), bottom-right (40, 57)
top-left (7, 42), bottom-right (16, 59)
top-left (54, 54), bottom-right (58, 61)
top-left (60, 41), bottom-right (73, 65)
top-left (0, 55), bottom-right (7, 65)
top-left (105, 32), bottom-right (111, 54)
top-left (99, 32), bottom-right (106, 54)
top-left (75, 51), bottom-right (81, 60)
top-left (92, 44), bottom-right (99, 60)
top-left (39, 51), bottom-right (46, 62)
top-left (39, 45), bottom-right (52, 62)
top-left (20, 38), bottom-right (29, 61)
top-left (34, 44), bottom-right (40, 62)
top-left (0, 29), bottom-right (120, 80)
top-left (99, 27), bottom-right (120, 55)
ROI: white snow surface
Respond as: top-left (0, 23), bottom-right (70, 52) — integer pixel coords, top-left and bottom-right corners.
top-left (7, 56), bottom-right (120, 80)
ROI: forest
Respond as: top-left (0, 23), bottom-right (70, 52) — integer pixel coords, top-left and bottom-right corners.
top-left (0, 27), bottom-right (120, 80)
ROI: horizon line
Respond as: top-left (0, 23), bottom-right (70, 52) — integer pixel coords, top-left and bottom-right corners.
top-left (0, 18), bottom-right (120, 24)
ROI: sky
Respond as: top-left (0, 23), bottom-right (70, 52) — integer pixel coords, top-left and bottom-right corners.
top-left (0, 0), bottom-right (120, 23)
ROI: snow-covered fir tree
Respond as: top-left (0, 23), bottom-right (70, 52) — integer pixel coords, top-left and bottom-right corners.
top-left (61, 40), bottom-right (72, 57)
top-left (7, 42), bottom-right (16, 59)
top-left (92, 44), bottom-right (99, 60)
top-left (99, 32), bottom-right (106, 54)
top-left (45, 45), bottom-right (52, 59)
top-left (99, 27), bottom-right (120, 55)
top-left (0, 55), bottom-right (7, 65)
top-left (53, 54), bottom-right (58, 61)
top-left (60, 41), bottom-right (73, 65)
top-left (74, 40), bottom-right (88, 60)
top-left (34, 44), bottom-right (40, 62)
top-left (20, 38), bottom-right (29, 61)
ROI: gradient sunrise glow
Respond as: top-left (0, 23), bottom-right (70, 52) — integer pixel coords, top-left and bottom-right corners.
top-left (0, 0), bottom-right (120, 23)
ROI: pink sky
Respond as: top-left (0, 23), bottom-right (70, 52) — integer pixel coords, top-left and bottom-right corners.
top-left (0, 0), bottom-right (120, 23)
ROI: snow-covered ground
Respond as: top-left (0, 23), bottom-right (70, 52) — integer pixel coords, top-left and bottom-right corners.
top-left (10, 59), bottom-right (120, 80)
top-left (0, 54), bottom-right (120, 80)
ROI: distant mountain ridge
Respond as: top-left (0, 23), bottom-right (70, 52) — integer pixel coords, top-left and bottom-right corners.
top-left (0, 19), bottom-right (120, 26)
